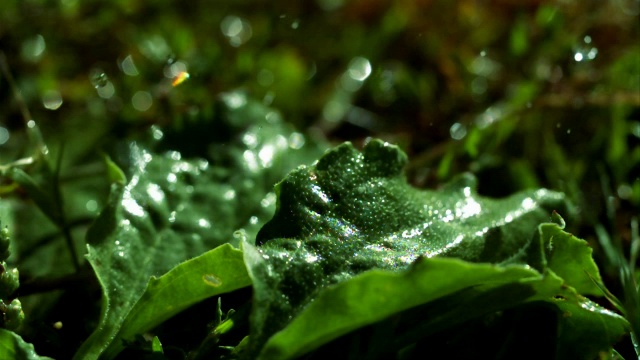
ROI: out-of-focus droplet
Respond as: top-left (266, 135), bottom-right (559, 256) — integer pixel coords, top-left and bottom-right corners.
top-left (21, 35), bottom-right (46, 62)
top-left (474, 106), bottom-right (503, 129)
top-left (97, 82), bottom-right (115, 99)
top-left (574, 52), bottom-right (584, 62)
top-left (450, 123), bottom-right (467, 140)
top-left (220, 15), bottom-right (253, 47)
top-left (617, 184), bottom-right (633, 199)
top-left (164, 61), bottom-right (187, 79)
top-left (138, 35), bottom-right (171, 62)
top-left (0, 127), bottom-right (9, 145)
top-left (323, 99), bottom-right (348, 122)
top-left (348, 57), bottom-right (372, 81)
top-left (151, 125), bottom-right (164, 140)
top-left (132, 91), bottom-right (153, 111)
top-left (90, 69), bottom-right (109, 88)
top-left (120, 55), bottom-right (139, 76)
top-left (257, 69), bottom-right (274, 86)
top-left (291, 19), bottom-right (300, 29)
top-left (42, 90), bottom-right (63, 110)
top-left (221, 92), bottom-right (247, 109)
top-left (288, 132), bottom-right (305, 149)
top-left (86, 200), bottom-right (98, 212)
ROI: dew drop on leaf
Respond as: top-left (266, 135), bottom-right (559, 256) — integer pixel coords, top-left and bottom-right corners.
top-left (202, 274), bottom-right (222, 287)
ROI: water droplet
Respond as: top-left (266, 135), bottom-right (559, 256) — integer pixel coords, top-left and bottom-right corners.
top-left (220, 15), bottom-right (252, 47)
top-left (347, 57), bottom-right (372, 81)
top-left (617, 184), bottom-right (633, 199)
top-left (291, 19), bottom-right (300, 29)
top-left (449, 122), bottom-right (467, 140)
top-left (198, 218), bottom-right (211, 229)
top-left (97, 83), bottom-right (115, 99)
top-left (250, 216), bottom-right (258, 225)
top-left (90, 69), bottom-right (109, 88)
top-left (242, 132), bottom-right (258, 149)
top-left (574, 52), bottom-right (584, 62)
top-left (42, 90), bottom-right (63, 110)
top-left (0, 127), bottom-right (9, 145)
top-left (21, 34), bottom-right (46, 62)
top-left (202, 274), bottom-right (222, 287)
top-left (288, 132), bottom-right (305, 149)
top-left (583, 35), bottom-right (592, 44)
top-left (120, 55), bottom-right (139, 76)
top-left (221, 92), bottom-right (247, 109)
top-left (132, 91), bottom-right (153, 111)
top-left (258, 144), bottom-right (275, 167)
top-left (224, 189), bottom-right (236, 200)
top-left (27, 120), bottom-right (36, 128)
top-left (85, 200), bottom-right (98, 212)
top-left (151, 125), bottom-right (164, 140)
top-left (257, 69), bottom-right (274, 86)
top-left (322, 99), bottom-right (348, 122)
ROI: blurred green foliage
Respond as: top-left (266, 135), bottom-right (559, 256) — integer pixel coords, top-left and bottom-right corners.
top-left (0, 0), bottom-right (638, 358)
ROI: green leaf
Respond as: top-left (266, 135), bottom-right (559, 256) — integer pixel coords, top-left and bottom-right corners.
top-left (255, 258), bottom-right (626, 360)
top-left (0, 329), bottom-right (52, 360)
top-left (101, 244), bottom-right (251, 359)
top-left (248, 139), bottom-right (573, 353)
top-left (540, 221), bottom-right (604, 296)
top-left (103, 154), bottom-right (126, 185)
top-left (151, 336), bottom-right (163, 354)
top-left (76, 95), bottom-right (325, 360)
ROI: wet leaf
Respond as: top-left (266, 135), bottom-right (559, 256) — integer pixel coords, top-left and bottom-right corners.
top-left (75, 95), bottom-right (325, 360)
top-left (245, 139), bottom-right (625, 358)
top-left (101, 244), bottom-right (251, 359)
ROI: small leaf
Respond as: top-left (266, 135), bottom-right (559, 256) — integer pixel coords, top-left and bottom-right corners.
top-left (0, 328), bottom-right (52, 360)
top-left (103, 154), bottom-right (126, 185)
top-left (151, 336), bottom-right (163, 354)
top-left (101, 244), bottom-right (251, 359)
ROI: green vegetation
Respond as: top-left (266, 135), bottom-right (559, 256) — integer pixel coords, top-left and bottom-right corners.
top-left (0, 1), bottom-right (638, 359)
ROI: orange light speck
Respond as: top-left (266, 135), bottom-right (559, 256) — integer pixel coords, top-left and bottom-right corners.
top-left (172, 71), bottom-right (190, 87)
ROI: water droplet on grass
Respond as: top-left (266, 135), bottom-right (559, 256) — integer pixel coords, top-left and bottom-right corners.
top-left (450, 122), bottom-right (467, 140)
top-left (42, 90), bottom-right (63, 110)
top-left (90, 69), bottom-right (109, 88)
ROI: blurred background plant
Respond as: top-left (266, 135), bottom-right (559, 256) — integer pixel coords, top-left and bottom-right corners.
top-left (0, 0), bottom-right (638, 358)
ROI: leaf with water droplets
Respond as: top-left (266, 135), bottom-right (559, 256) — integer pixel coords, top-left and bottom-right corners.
top-left (244, 139), bottom-right (623, 358)
top-left (75, 94), bottom-right (325, 360)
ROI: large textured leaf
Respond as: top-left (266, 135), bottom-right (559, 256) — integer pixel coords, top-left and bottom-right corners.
top-left (101, 243), bottom-right (251, 359)
top-left (75, 93), bottom-right (324, 360)
top-left (248, 139), bottom-right (571, 353)
top-left (0, 329), bottom-right (52, 360)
